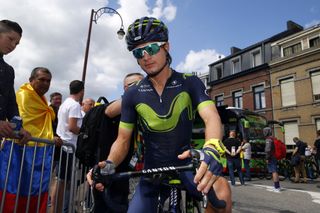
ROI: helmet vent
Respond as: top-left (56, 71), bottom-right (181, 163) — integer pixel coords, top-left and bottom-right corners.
top-left (134, 36), bottom-right (141, 41)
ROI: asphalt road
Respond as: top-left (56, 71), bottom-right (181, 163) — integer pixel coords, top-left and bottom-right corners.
top-left (231, 177), bottom-right (320, 213)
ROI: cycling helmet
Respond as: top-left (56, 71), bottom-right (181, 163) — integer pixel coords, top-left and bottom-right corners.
top-left (126, 17), bottom-right (168, 51)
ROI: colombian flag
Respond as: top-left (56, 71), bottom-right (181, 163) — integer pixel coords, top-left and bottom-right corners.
top-left (0, 141), bottom-right (53, 213)
top-left (0, 83), bottom-right (55, 213)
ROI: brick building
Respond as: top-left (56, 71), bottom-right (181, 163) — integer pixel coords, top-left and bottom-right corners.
top-left (269, 24), bottom-right (320, 146)
top-left (207, 21), bottom-right (303, 123)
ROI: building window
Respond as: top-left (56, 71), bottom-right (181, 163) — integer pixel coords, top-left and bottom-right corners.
top-left (215, 95), bottom-right (224, 107)
top-left (316, 118), bottom-right (320, 131)
top-left (232, 58), bottom-right (240, 74)
top-left (216, 66), bottom-right (223, 80)
top-left (283, 43), bottom-right (302, 57)
top-left (311, 71), bottom-right (320, 101)
top-left (283, 121), bottom-right (299, 145)
top-left (252, 50), bottom-right (262, 67)
top-left (233, 90), bottom-right (243, 108)
top-left (310, 36), bottom-right (320, 48)
top-left (280, 77), bottom-right (296, 107)
top-left (253, 85), bottom-right (266, 110)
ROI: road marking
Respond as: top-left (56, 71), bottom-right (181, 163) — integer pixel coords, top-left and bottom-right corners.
top-left (250, 183), bottom-right (320, 204)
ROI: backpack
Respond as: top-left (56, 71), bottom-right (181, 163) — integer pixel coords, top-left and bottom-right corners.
top-left (272, 137), bottom-right (287, 160)
top-left (75, 103), bottom-right (108, 167)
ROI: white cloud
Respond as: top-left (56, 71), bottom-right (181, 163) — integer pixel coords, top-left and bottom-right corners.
top-left (151, 0), bottom-right (177, 21)
top-left (1, 0), bottom-right (177, 102)
top-left (305, 19), bottom-right (320, 28)
top-left (175, 49), bottom-right (224, 74)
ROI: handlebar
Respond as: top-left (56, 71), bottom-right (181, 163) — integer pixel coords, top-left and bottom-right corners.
top-left (93, 149), bottom-right (226, 209)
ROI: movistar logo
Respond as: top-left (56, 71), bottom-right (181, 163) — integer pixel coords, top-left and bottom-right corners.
top-left (136, 92), bottom-right (193, 132)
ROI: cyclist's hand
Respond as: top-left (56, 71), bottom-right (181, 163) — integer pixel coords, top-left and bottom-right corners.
top-left (195, 147), bottom-right (222, 193)
top-left (86, 169), bottom-right (104, 192)
top-left (91, 161), bottom-right (115, 191)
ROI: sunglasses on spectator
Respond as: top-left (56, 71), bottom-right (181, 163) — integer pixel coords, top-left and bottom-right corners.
top-left (132, 42), bottom-right (166, 59)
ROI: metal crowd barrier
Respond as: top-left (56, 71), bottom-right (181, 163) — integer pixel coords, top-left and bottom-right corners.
top-left (0, 137), bottom-right (93, 213)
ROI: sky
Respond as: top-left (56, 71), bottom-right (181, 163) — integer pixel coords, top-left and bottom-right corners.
top-left (1, 0), bottom-right (319, 102)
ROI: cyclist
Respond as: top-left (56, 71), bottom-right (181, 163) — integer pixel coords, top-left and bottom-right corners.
top-left (90, 17), bottom-right (232, 212)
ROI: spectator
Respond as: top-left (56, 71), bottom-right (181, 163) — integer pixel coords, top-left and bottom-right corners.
top-left (264, 127), bottom-right (282, 192)
top-left (223, 130), bottom-right (245, 186)
top-left (48, 92), bottom-right (62, 211)
top-left (292, 137), bottom-right (307, 183)
top-left (56, 80), bottom-right (84, 212)
top-left (81, 98), bottom-right (95, 116)
top-left (87, 72), bottom-right (144, 213)
top-left (241, 139), bottom-right (252, 181)
top-left (0, 19), bottom-right (32, 212)
top-left (0, 19), bottom-right (30, 143)
top-left (15, 67), bottom-right (62, 212)
top-left (313, 130), bottom-right (320, 171)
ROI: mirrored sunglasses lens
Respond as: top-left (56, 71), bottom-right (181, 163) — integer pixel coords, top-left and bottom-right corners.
top-left (133, 43), bottom-right (161, 59)
top-left (133, 49), bottom-right (144, 59)
top-left (147, 44), bottom-right (160, 56)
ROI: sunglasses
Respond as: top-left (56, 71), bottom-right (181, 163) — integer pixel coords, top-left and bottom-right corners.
top-left (132, 42), bottom-right (166, 59)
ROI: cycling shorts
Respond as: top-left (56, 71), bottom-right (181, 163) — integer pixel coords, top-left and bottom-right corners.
top-left (128, 171), bottom-right (201, 213)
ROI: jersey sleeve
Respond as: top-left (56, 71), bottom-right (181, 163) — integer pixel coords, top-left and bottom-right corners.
top-left (187, 74), bottom-right (214, 111)
top-left (119, 88), bottom-right (137, 130)
top-left (69, 102), bottom-right (82, 119)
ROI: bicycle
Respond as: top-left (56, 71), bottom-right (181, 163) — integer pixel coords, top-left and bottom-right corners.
top-left (92, 150), bottom-right (226, 213)
top-left (304, 154), bottom-right (319, 180)
top-left (250, 158), bottom-right (272, 180)
top-left (277, 158), bottom-right (294, 181)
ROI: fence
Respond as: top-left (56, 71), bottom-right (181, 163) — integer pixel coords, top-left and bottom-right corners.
top-left (0, 137), bottom-right (92, 213)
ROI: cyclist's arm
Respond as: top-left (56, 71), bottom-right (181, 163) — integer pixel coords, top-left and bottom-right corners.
top-left (106, 126), bottom-right (133, 167)
top-left (198, 103), bottom-right (222, 141)
top-left (194, 103), bottom-right (223, 193)
top-left (105, 99), bottom-right (121, 118)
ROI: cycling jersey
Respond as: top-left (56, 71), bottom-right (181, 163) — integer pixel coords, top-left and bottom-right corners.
top-left (120, 70), bottom-right (213, 169)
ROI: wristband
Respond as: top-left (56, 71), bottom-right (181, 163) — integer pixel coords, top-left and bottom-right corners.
top-left (204, 138), bottom-right (225, 155)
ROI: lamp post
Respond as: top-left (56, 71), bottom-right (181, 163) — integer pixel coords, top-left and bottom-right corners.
top-left (82, 7), bottom-right (125, 87)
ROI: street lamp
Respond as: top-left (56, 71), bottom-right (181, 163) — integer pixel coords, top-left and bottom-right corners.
top-left (81, 7), bottom-right (125, 87)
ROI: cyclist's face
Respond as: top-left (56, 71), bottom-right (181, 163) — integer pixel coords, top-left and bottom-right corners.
top-left (136, 42), bottom-right (169, 76)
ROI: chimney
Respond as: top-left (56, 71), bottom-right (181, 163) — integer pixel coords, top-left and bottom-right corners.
top-left (231, 46), bottom-right (241, 54)
top-left (287, 20), bottom-right (303, 31)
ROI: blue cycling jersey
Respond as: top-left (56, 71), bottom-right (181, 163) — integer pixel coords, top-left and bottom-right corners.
top-left (120, 70), bottom-right (213, 169)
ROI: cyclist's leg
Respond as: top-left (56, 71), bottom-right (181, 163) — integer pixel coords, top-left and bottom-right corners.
top-left (180, 171), bottom-right (232, 213)
top-left (180, 171), bottom-right (202, 199)
top-left (105, 179), bottom-right (130, 212)
top-left (92, 189), bottom-right (108, 213)
top-left (209, 177), bottom-right (232, 213)
top-left (127, 177), bottom-right (163, 213)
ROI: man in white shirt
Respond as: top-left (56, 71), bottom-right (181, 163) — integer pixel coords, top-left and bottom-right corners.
top-left (57, 80), bottom-right (84, 150)
top-left (56, 80), bottom-right (84, 212)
